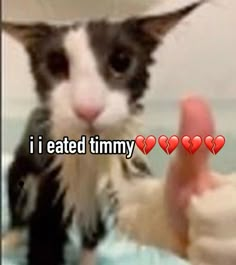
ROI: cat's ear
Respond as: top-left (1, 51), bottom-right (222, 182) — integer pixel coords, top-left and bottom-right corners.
top-left (137, 1), bottom-right (205, 41)
top-left (2, 21), bottom-right (54, 48)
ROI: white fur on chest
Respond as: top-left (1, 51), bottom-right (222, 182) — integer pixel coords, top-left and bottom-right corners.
top-left (56, 144), bottom-right (138, 233)
top-left (57, 152), bottom-right (105, 231)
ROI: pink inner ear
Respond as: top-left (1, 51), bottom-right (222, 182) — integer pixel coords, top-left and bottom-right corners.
top-left (140, 1), bottom-right (205, 39)
top-left (164, 95), bottom-right (219, 251)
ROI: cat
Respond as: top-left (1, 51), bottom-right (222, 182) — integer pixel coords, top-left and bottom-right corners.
top-left (2, 2), bottom-right (204, 264)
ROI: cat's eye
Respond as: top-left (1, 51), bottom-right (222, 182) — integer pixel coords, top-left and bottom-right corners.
top-left (46, 50), bottom-right (69, 78)
top-left (108, 48), bottom-right (132, 77)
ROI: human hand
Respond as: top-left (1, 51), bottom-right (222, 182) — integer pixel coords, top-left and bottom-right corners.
top-left (165, 96), bottom-right (236, 264)
top-left (188, 180), bottom-right (236, 265)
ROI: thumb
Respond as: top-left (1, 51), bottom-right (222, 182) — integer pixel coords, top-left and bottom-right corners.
top-left (165, 95), bottom-right (217, 250)
top-left (174, 95), bottom-right (214, 174)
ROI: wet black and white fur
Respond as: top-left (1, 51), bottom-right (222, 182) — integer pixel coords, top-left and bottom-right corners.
top-left (3, 2), bottom-right (203, 265)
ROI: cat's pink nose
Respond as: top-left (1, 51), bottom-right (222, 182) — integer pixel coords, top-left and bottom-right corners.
top-left (73, 104), bottom-right (103, 122)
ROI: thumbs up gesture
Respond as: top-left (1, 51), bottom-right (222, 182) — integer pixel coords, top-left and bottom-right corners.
top-left (165, 96), bottom-right (236, 264)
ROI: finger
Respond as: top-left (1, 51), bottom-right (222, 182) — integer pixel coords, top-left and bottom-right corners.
top-left (188, 237), bottom-right (236, 265)
top-left (174, 94), bottom-right (215, 175)
top-left (189, 184), bottom-right (236, 239)
top-left (165, 95), bottom-right (217, 248)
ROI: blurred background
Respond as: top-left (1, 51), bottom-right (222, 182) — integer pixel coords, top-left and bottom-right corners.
top-left (2, 0), bottom-right (236, 176)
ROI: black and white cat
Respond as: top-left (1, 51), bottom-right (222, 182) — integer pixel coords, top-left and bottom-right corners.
top-left (3, 2), bottom-right (204, 265)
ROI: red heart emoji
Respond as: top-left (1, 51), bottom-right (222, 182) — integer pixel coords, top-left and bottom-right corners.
top-left (204, 135), bottom-right (225, 155)
top-left (181, 135), bottom-right (202, 154)
top-left (158, 135), bottom-right (179, 155)
top-left (135, 135), bottom-right (156, 155)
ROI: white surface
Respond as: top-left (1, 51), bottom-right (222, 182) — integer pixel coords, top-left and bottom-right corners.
top-left (2, 0), bottom-right (161, 20)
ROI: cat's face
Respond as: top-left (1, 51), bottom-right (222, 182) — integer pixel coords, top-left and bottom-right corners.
top-left (3, 2), bottom-right (203, 135)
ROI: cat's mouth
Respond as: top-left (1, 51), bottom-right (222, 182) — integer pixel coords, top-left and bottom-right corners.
top-left (86, 124), bottom-right (105, 137)
top-left (85, 122), bottom-right (122, 139)
top-left (87, 125), bottom-right (99, 135)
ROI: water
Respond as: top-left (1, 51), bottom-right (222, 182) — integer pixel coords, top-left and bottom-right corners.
top-left (2, 99), bottom-right (236, 176)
